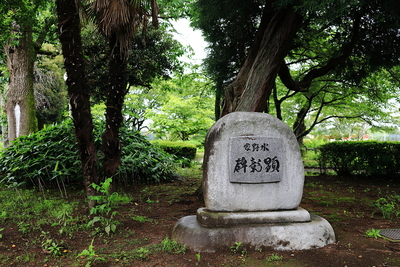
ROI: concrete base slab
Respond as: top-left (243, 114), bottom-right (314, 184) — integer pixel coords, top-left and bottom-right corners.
top-left (172, 214), bottom-right (335, 252)
top-left (197, 207), bottom-right (311, 227)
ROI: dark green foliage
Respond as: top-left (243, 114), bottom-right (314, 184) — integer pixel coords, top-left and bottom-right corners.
top-left (192, 0), bottom-right (400, 119)
top-left (373, 195), bottom-right (400, 220)
top-left (288, 0), bottom-right (400, 84)
top-left (190, 0), bottom-right (263, 117)
top-left (0, 120), bottom-right (81, 187)
top-left (82, 25), bottom-right (184, 104)
top-left (0, 120), bottom-right (176, 187)
top-left (34, 64), bottom-right (68, 128)
top-left (118, 128), bottom-right (177, 183)
top-left (152, 140), bottom-right (197, 167)
top-left (191, 0), bottom-right (263, 79)
top-left (152, 140), bottom-right (196, 160)
top-left (318, 141), bottom-right (400, 177)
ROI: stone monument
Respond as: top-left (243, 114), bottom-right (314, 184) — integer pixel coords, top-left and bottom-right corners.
top-left (172, 112), bottom-right (335, 252)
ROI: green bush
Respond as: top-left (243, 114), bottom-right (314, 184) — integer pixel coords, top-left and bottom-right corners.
top-left (318, 141), bottom-right (400, 177)
top-left (303, 138), bottom-right (327, 149)
top-left (0, 120), bottom-right (81, 187)
top-left (151, 140), bottom-right (196, 167)
top-left (0, 119), bottom-right (176, 187)
top-left (118, 128), bottom-right (177, 183)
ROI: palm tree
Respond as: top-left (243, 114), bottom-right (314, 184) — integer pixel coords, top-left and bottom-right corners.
top-left (56, 0), bottom-right (99, 208)
top-left (56, 0), bottom-right (159, 207)
top-left (88, 0), bottom-right (159, 180)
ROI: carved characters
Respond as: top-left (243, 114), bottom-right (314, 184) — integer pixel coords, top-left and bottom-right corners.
top-left (230, 137), bottom-right (282, 183)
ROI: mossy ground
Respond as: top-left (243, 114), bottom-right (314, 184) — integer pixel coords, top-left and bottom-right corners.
top-left (0, 165), bottom-right (399, 266)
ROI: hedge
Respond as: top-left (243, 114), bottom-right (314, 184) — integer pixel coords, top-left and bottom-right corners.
top-left (318, 141), bottom-right (400, 177)
top-left (151, 140), bottom-right (197, 166)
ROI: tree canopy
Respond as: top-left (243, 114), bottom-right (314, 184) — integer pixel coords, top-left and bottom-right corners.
top-left (149, 71), bottom-right (215, 141)
top-left (191, 0), bottom-right (400, 124)
top-left (82, 23), bottom-right (184, 103)
top-left (0, 0), bottom-right (58, 145)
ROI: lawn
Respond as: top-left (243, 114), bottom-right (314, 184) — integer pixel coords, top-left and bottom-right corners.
top-left (0, 166), bottom-right (399, 266)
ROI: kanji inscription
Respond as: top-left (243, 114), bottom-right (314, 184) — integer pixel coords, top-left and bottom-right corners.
top-left (229, 136), bottom-right (282, 183)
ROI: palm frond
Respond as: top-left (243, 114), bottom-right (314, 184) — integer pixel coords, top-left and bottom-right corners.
top-left (85, 0), bottom-right (158, 56)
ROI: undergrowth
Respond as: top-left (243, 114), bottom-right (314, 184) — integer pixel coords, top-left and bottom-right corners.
top-left (0, 119), bottom-right (177, 188)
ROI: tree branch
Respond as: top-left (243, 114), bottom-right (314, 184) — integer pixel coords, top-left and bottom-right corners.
top-left (298, 14), bottom-right (361, 88)
top-left (279, 13), bottom-right (361, 93)
top-left (34, 15), bottom-right (57, 56)
top-left (36, 49), bottom-right (57, 56)
top-left (278, 60), bottom-right (305, 92)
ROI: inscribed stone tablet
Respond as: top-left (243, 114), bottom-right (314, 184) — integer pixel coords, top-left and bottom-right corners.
top-left (229, 136), bottom-right (282, 183)
top-left (202, 112), bottom-right (304, 211)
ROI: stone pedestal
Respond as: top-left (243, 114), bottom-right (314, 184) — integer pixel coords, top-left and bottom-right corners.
top-left (196, 207), bottom-right (311, 226)
top-left (171, 112), bottom-right (335, 251)
top-left (172, 214), bottom-right (335, 252)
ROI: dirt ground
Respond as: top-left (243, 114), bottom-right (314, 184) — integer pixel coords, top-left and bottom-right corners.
top-left (1, 169), bottom-right (400, 266)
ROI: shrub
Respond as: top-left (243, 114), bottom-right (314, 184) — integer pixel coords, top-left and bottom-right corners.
top-left (318, 141), bottom-right (400, 177)
top-left (0, 120), bottom-right (81, 187)
top-left (0, 119), bottom-right (176, 187)
top-left (118, 128), bottom-right (176, 183)
top-left (151, 140), bottom-right (196, 167)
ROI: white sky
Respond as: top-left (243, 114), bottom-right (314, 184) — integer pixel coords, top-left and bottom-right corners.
top-left (170, 19), bottom-right (207, 65)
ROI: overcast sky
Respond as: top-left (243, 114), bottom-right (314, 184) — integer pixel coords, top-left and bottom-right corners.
top-left (170, 19), bottom-right (207, 65)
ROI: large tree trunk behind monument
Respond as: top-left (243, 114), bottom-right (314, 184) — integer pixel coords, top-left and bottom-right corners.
top-left (221, 7), bottom-right (302, 116)
top-left (102, 34), bottom-right (127, 181)
top-left (293, 107), bottom-right (307, 147)
top-left (5, 29), bottom-right (38, 142)
top-left (56, 0), bottom-right (99, 209)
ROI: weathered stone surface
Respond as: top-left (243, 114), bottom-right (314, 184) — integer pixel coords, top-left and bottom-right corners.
top-left (172, 112), bottom-right (335, 252)
top-left (196, 207), bottom-right (311, 227)
top-left (171, 214), bottom-right (336, 252)
top-left (203, 112), bottom-right (304, 211)
top-left (229, 136), bottom-right (282, 183)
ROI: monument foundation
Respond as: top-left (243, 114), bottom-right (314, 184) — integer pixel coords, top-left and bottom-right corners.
top-left (172, 112), bottom-right (335, 252)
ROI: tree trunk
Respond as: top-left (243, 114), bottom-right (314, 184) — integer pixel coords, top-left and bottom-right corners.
top-left (221, 7), bottom-right (302, 116)
top-left (102, 34), bottom-right (127, 180)
top-left (293, 107), bottom-right (307, 147)
top-left (5, 28), bottom-right (38, 142)
top-left (56, 0), bottom-right (99, 209)
top-left (0, 87), bottom-right (9, 148)
top-left (214, 81), bottom-right (223, 120)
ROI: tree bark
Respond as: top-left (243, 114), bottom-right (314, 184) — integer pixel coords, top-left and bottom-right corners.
top-left (56, 0), bottom-right (99, 209)
top-left (2, 15), bottom-right (56, 147)
top-left (293, 107), bottom-right (307, 147)
top-left (0, 87), bottom-right (9, 148)
top-left (5, 28), bottom-right (38, 142)
top-left (221, 7), bottom-right (302, 116)
top-left (102, 34), bottom-right (127, 180)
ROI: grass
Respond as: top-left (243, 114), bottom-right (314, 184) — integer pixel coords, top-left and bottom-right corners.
top-left (0, 162), bottom-right (399, 266)
top-left (131, 215), bottom-right (153, 223)
top-left (0, 166), bottom-right (199, 266)
top-left (266, 253), bottom-right (283, 262)
top-left (302, 178), bottom-right (379, 223)
top-left (0, 187), bottom-right (82, 233)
